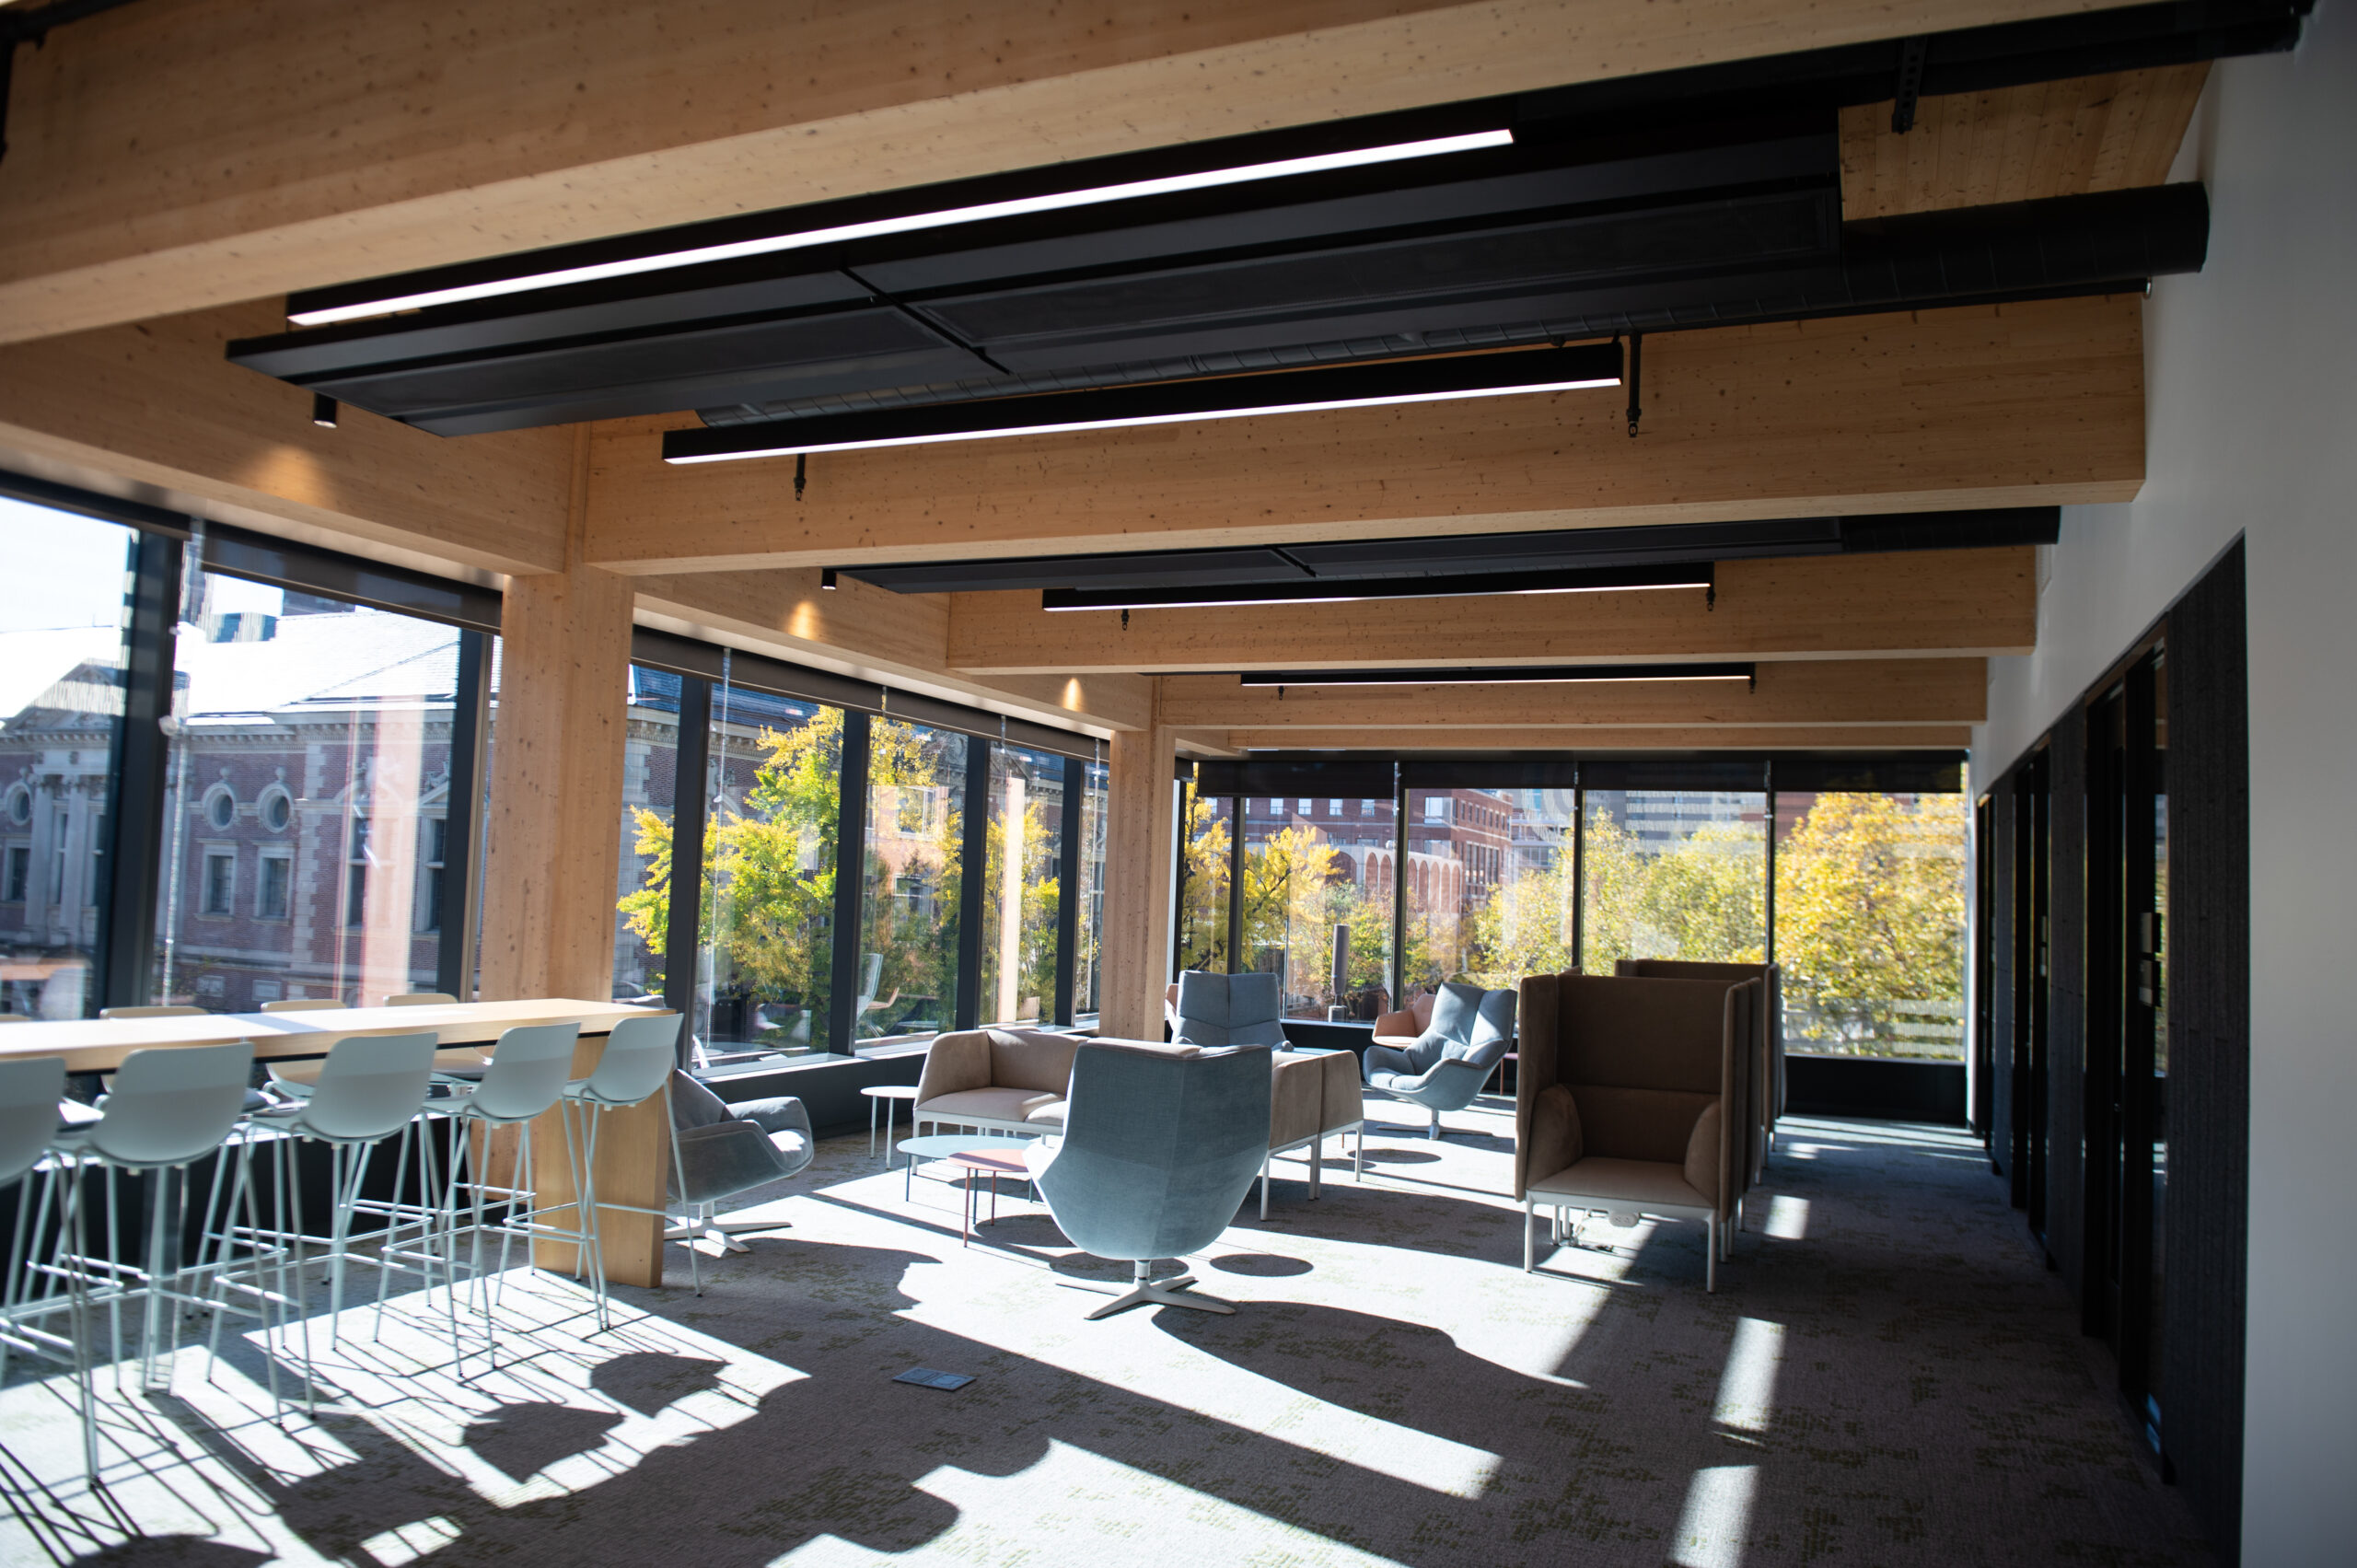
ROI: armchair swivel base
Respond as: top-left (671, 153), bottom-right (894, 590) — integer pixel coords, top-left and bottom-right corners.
top-left (1082, 1259), bottom-right (1237, 1320)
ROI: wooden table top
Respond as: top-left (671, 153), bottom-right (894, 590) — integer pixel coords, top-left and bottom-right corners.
top-left (0, 998), bottom-right (668, 1074)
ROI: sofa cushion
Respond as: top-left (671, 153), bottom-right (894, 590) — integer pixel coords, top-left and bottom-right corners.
top-left (919, 1086), bottom-right (1063, 1126)
top-left (1526, 1083), bottom-right (1584, 1185)
top-left (1684, 1101), bottom-right (1723, 1205)
top-left (986, 1028), bottom-right (1083, 1094)
top-left (1268, 1051), bottom-right (1329, 1149)
top-left (1527, 1155), bottom-right (1711, 1214)
top-left (1568, 1085), bottom-right (1716, 1167)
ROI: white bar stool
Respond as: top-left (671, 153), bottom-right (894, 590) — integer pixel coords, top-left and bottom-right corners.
top-left (434, 1022), bottom-right (580, 1370)
top-left (554, 1014), bottom-right (679, 1328)
top-left (0, 1056), bottom-right (94, 1474)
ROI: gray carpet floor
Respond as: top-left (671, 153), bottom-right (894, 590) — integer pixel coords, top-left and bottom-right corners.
top-left (0, 1101), bottom-right (2214, 1566)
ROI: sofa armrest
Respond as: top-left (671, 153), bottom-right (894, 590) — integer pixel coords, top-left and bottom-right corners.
top-left (915, 1030), bottom-right (992, 1105)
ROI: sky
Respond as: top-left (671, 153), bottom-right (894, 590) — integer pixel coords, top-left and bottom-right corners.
top-left (0, 496), bottom-right (133, 633)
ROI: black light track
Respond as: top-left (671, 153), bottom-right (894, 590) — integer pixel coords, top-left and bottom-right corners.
top-left (1038, 561), bottom-right (1708, 613)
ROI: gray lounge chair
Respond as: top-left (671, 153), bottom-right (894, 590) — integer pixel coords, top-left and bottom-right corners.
top-left (1362, 981), bottom-right (1516, 1140)
top-left (1170, 970), bottom-right (1288, 1047)
top-left (665, 1071), bottom-right (814, 1292)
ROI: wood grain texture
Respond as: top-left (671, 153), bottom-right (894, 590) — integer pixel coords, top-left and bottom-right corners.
top-left (1218, 724), bottom-right (1974, 749)
top-left (1155, 658), bottom-right (1988, 730)
top-left (0, 998), bottom-right (655, 1074)
top-left (1097, 691), bottom-right (1178, 1043)
top-left (0, 303), bottom-right (573, 577)
top-left (1842, 65), bottom-right (2210, 220)
top-left (631, 564), bottom-right (1151, 732)
top-left (0, 0), bottom-right (2111, 343)
top-left (585, 299), bottom-right (2146, 574)
top-left (947, 548), bottom-right (2038, 673)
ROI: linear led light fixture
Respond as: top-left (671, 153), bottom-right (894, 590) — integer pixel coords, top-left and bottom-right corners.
top-left (664, 343), bottom-right (1620, 465)
top-left (1237, 662), bottom-right (1757, 686)
top-left (289, 129), bottom-right (1514, 327)
top-left (1041, 559), bottom-right (1709, 611)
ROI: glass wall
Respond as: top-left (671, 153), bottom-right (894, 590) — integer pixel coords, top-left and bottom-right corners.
top-left (978, 744), bottom-right (1062, 1026)
top-left (1402, 787), bottom-right (1578, 999)
top-left (1074, 759), bottom-right (1108, 1023)
top-left (860, 720), bottom-right (966, 1044)
top-left (1239, 795), bottom-right (1394, 1021)
top-left (698, 682), bottom-right (841, 1062)
top-left (1580, 787), bottom-right (1767, 971)
top-left (1773, 790), bottom-right (1968, 1059)
top-left (151, 561), bottom-right (462, 1011)
top-left (1173, 783), bottom-right (1232, 975)
top-left (611, 665), bottom-right (682, 1005)
top-left (0, 499), bottom-right (133, 1019)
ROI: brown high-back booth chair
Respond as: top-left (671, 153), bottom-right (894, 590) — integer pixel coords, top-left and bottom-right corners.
top-left (1616, 958), bottom-right (1782, 1183)
top-left (1515, 971), bottom-right (1761, 1291)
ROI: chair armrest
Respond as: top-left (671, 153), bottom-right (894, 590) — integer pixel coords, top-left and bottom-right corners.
top-left (671, 1119), bottom-right (799, 1203)
top-left (915, 1031), bottom-right (992, 1104)
top-left (722, 1093), bottom-right (811, 1140)
top-left (1362, 1044), bottom-right (1419, 1083)
top-left (1373, 1008), bottom-right (1418, 1038)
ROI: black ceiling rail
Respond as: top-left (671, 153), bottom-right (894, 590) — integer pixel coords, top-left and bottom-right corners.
top-left (0, 0), bottom-right (146, 165)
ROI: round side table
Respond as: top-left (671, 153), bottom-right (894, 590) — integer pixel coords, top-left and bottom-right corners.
top-left (896, 1132), bottom-right (1035, 1204)
top-left (862, 1084), bottom-right (921, 1162)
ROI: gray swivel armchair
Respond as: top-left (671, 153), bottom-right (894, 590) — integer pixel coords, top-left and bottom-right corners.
top-left (666, 1071), bottom-right (815, 1292)
top-left (1362, 981), bottom-right (1516, 1140)
top-left (1026, 1040), bottom-right (1272, 1319)
top-left (1170, 970), bottom-right (1288, 1047)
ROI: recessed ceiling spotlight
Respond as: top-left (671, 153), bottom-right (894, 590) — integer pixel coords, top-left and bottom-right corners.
top-left (287, 129), bottom-right (1514, 327)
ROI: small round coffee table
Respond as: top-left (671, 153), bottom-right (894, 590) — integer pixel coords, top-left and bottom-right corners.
top-left (862, 1084), bottom-right (921, 1162)
top-left (896, 1132), bottom-right (1037, 1214)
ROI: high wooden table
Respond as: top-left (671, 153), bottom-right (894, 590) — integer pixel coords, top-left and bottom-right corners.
top-left (0, 998), bottom-right (678, 1286)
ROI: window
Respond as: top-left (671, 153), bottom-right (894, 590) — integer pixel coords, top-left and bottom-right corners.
top-left (150, 564), bottom-right (470, 1010)
top-left (978, 745), bottom-right (1063, 1026)
top-left (1297, 797), bottom-right (1314, 816)
top-left (1174, 784), bottom-right (1233, 975)
top-left (5, 845), bottom-right (27, 902)
top-left (1329, 798), bottom-right (1344, 817)
top-left (1581, 788), bottom-right (1766, 970)
top-left (1773, 790), bottom-right (1967, 1059)
top-left (1075, 759), bottom-right (1108, 1023)
top-left (258, 854), bottom-right (291, 920)
top-left (202, 850), bottom-right (235, 915)
top-left (612, 664), bottom-right (683, 1006)
top-left (860, 721), bottom-right (965, 1044)
top-left (5, 786), bottom-right (27, 827)
top-left (1423, 796), bottom-right (1448, 823)
top-left (1241, 788), bottom-right (1395, 1022)
top-left (1403, 787), bottom-right (1573, 996)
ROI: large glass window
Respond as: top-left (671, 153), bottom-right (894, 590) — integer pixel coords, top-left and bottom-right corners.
top-left (1401, 786), bottom-right (1578, 997)
top-left (0, 499), bottom-right (133, 1018)
top-left (699, 683), bottom-right (842, 1062)
top-left (978, 745), bottom-right (1062, 1026)
top-left (1773, 790), bottom-right (1968, 1058)
top-left (1240, 794), bottom-right (1394, 1021)
top-left (1173, 783), bottom-right (1232, 974)
top-left (859, 720), bottom-right (965, 1044)
top-left (1074, 759), bottom-right (1108, 1023)
top-left (152, 562), bottom-right (461, 1011)
top-left (611, 665), bottom-right (682, 1005)
top-left (1580, 787), bottom-right (1767, 970)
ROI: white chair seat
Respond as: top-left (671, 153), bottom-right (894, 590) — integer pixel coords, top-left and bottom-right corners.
top-left (918, 1086), bottom-right (1063, 1126)
top-left (1527, 1156), bottom-right (1711, 1215)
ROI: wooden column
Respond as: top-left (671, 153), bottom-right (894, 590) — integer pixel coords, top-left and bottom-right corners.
top-left (475, 513), bottom-right (668, 1283)
top-left (1097, 682), bottom-right (1179, 1043)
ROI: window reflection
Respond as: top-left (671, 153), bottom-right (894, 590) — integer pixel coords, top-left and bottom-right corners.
top-left (1581, 789), bottom-right (1767, 971)
top-left (1239, 795), bottom-right (1394, 1021)
top-left (860, 721), bottom-right (964, 1044)
top-left (978, 745), bottom-right (1062, 1026)
top-left (1403, 788), bottom-right (1577, 999)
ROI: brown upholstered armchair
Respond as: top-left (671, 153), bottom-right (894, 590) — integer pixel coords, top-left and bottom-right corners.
top-left (1514, 971), bottom-right (1761, 1291)
top-left (913, 1027), bottom-right (1084, 1137)
top-left (1617, 958), bottom-right (1782, 1183)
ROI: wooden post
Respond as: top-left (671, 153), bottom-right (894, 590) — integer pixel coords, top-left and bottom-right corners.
top-left (475, 471), bottom-right (667, 1283)
top-left (1097, 681), bottom-right (1178, 1042)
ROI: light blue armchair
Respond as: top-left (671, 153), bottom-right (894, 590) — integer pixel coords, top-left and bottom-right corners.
top-left (1362, 981), bottom-right (1516, 1140)
top-left (1026, 1040), bottom-right (1272, 1319)
top-left (1170, 970), bottom-right (1288, 1047)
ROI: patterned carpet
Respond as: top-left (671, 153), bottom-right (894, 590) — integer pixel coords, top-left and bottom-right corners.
top-left (0, 1098), bottom-right (2214, 1567)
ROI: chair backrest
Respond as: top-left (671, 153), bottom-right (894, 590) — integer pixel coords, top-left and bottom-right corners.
top-left (1036, 1041), bottom-right (1271, 1263)
top-left (465, 1022), bottom-right (581, 1121)
top-left (1172, 970), bottom-right (1286, 1048)
top-left (386, 992), bottom-right (459, 1006)
top-left (577, 1013), bottom-right (680, 1106)
top-left (985, 1027), bottom-right (1082, 1094)
top-left (86, 1042), bottom-right (255, 1167)
top-left (292, 1031), bottom-right (439, 1142)
top-left (262, 997), bottom-right (343, 1013)
top-left (0, 1055), bottom-right (65, 1187)
top-left (99, 1005), bottom-right (204, 1019)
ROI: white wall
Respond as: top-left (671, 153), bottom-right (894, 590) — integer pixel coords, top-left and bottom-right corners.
top-left (1972, 7), bottom-right (2357, 1560)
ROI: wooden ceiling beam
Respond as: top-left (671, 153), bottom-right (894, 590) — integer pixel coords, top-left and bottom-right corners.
top-left (0, 1), bottom-right (2109, 345)
top-left (1215, 724), bottom-right (1974, 749)
top-left (584, 296), bottom-right (2143, 574)
top-left (1156, 658), bottom-right (1988, 730)
top-left (946, 547), bottom-right (2036, 674)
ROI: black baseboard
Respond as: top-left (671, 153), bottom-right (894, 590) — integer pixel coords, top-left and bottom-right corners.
top-left (1786, 1054), bottom-right (1967, 1125)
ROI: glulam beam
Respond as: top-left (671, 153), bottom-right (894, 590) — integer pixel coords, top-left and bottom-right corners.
top-left (946, 548), bottom-right (2037, 674)
top-left (584, 298), bottom-right (2144, 574)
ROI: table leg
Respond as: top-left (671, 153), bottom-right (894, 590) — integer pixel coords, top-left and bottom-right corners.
top-left (886, 1098), bottom-right (898, 1166)
top-left (868, 1095), bottom-right (879, 1159)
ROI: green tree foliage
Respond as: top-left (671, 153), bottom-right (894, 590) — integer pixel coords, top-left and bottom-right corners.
top-left (1174, 789), bottom-right (1232, 971)
top-left (1774, 792), bottom-right (1967, 1054)
top-left (1462, 849), bottom-right (1579, 987)
top-left (977, 762), bottom-right (1061, 1022)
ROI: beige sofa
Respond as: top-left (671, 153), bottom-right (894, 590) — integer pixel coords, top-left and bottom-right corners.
top-left (1515, 971), bottom-right (1760, 1291)
top-left (1617, 958), bottom-right (1782, 1183)
top-left (912, 1027), bottom-right (1084, 1137)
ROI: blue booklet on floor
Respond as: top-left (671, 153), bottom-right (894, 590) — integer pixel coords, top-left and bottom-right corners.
top-left (893, 1366), bottom-right (973, 1391)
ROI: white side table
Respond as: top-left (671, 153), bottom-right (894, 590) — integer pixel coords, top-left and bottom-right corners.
top-left (862, 1084), bottom-right (921, 1162)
